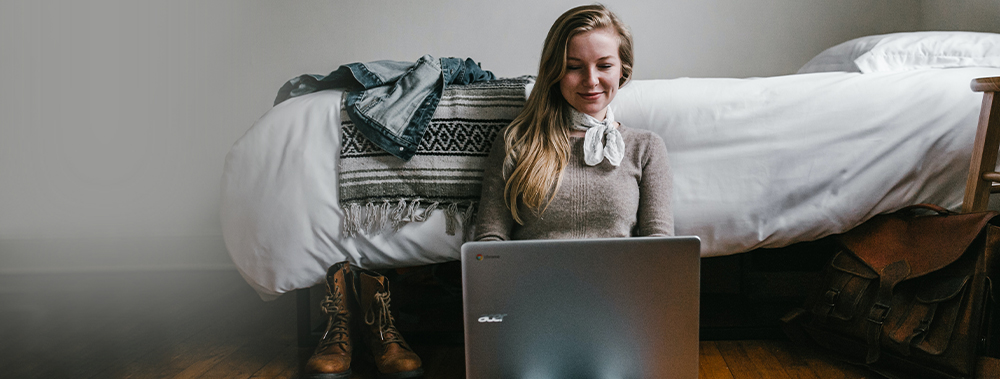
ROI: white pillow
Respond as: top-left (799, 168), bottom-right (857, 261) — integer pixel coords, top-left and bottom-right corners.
top-left (798, 32), bottom-right (1000, 74)
top-left (797, 34), bottom-right (885, 73)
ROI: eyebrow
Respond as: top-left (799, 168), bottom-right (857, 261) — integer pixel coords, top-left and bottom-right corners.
top-left (566, 56), bottom-right (617, 62)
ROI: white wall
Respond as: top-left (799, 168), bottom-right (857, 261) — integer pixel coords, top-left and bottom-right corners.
top-left (920, 0), bottom-right (1000, 33)
top-left (0, 0), bottom-right (950, 272)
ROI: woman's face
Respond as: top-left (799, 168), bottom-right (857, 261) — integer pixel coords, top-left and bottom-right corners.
top-left (559, 28), bottom-right (622, 121)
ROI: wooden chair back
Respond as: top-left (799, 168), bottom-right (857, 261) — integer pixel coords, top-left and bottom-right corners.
top-left (962, 76), bottom-right (1000, 213)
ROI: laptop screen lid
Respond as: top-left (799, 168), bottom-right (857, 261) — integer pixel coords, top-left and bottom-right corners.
top-left (461, 236), bottom-right (700, 379)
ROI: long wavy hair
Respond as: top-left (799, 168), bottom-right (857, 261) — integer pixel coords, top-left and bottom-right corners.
top-left (502, 4), bottom-right (634, 224)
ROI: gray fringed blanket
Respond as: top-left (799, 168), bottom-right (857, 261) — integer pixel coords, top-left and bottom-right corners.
top-left (340, 77), bottom-right (530, 237)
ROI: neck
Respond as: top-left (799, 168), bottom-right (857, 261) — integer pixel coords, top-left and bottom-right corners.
top-left (591, 108), bottom-right (607, 121)
top-left (569, 106), bottom-right (614, 128)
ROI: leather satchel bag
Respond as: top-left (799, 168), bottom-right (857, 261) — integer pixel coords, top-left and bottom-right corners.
top-left (783, 204), bottom-right (1000, 379)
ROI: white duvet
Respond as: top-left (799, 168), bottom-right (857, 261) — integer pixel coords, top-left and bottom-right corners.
top-left (222, 67), bottom-right (1000, 299)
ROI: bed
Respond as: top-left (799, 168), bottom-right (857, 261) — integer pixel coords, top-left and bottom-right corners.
top-left (221, 31), bottom-right (1000, 300)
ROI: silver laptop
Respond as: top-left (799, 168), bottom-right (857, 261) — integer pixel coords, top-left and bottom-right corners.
top-left (461, 236), bottom-right (701, 379)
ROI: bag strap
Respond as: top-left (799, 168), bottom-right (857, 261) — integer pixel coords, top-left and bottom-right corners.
top-left (896, 203), bottom-right (953, 215)
top-left (864, 260), bottom-right (911, 364)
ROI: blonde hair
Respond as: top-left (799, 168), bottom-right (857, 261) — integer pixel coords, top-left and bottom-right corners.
top-left (502, 4), bottom-right (634, 224)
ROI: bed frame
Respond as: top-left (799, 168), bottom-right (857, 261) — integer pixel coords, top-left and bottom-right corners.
top-left (296, 76), bottom-right (1000, 348)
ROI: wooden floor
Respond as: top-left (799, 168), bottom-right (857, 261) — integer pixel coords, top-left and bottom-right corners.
top-left (0, 269), bottom-right (882, 379)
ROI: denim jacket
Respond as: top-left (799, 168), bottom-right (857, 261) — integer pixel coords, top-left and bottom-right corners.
top-left (274, 55), bottom-right (496, 160)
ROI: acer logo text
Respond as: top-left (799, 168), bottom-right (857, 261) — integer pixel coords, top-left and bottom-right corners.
top-left (477, 314), bottom-right (507, 323)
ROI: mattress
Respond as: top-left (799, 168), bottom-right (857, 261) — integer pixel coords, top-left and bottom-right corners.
top-left (221, 67), bottom-right (1000, 299)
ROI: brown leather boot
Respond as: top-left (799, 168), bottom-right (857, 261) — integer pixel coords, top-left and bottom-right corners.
top-left (304, 262), bottom-right (354, 379)
top-left (352, 266), bottom-right (424, 379)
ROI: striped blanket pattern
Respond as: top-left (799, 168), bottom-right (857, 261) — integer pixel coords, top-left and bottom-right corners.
top-left (339, 77), bottom-right (530, 237)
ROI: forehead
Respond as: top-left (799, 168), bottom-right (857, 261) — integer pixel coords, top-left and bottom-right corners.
top-left (566, 28), bottom-right (620, 60)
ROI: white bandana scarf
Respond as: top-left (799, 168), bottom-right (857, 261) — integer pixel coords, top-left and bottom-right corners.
top-left (569, 107), bottom-right (624, 166)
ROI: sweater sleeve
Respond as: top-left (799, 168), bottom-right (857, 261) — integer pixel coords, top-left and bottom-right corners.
top-left (474, 133), bottom-right (515, 241)
top-left (635, 133), bottom-right (675, 237)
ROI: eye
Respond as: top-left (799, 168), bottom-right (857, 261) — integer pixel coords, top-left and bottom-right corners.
top-left (599, 64), bottom-right (614, 69)
top-left (566, 65), bottom-right (582, 71)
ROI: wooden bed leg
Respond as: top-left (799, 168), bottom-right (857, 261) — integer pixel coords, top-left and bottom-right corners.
top-left (296, 287), bottom-right (313, 348)
top-left (963, 77), bottom-right (1000, 213)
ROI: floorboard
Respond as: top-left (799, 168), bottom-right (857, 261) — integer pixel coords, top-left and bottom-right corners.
top-left (0, 270), bottom-right (882, 379)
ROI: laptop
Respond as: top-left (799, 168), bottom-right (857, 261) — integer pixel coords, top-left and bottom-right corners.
top-left (461, 236), bottom-right (701, 379)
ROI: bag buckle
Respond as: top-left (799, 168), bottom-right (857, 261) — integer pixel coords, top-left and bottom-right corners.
top-left (823, 289), bottom-right (840, 307)
top-left (867, 302), bottom-right (891, 325)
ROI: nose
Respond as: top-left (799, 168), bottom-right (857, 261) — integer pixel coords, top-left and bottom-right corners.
top-left (584, 68), bottom-right (599, 87)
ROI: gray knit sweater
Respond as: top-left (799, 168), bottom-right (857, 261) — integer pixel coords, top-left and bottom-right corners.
top-left (474, 124), bottom-right (674, 241)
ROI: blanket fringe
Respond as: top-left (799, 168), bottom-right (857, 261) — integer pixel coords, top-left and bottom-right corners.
top-left (444, 203), bottom-right (458, 235)
top-left (343, 199), bottom-right (477, 239)
top-left (462, 202), bottom-right (476, 241)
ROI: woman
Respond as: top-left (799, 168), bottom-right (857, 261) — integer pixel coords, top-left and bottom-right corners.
top-left (475, 4), bottom-right (674, 241)
top-left (305, 5), bottom-right (673, 379)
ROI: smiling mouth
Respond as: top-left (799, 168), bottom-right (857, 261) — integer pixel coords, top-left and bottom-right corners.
top-left (579, 92), bottom-right (603, 100)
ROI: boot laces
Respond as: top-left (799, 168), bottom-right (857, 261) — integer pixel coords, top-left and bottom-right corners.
top-left (318, 277), bottom-right (350, 351)
top-left (365, 291), bottom-right (404, 345)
